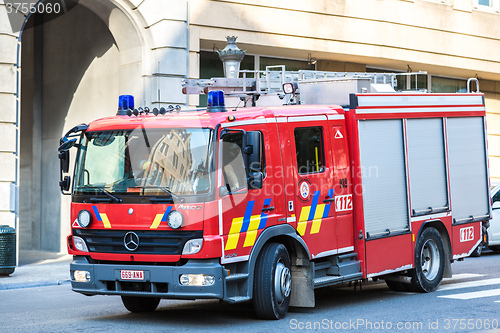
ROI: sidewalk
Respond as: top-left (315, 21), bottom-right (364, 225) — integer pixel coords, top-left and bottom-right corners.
top-left (0, 250), bottom-right (72, 290)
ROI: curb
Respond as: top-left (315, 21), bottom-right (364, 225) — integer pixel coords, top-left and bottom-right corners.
top-left (0, 279), bottom-right (71, 291)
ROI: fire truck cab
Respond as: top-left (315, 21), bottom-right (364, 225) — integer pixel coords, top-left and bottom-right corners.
top-left (60, 69), bottom-right (491, 319)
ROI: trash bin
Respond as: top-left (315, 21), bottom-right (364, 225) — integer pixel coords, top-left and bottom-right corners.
top-left (0, 225), bottom-right (16, 276)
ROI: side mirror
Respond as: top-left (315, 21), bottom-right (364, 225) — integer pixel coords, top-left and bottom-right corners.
top-left (219, 186), bottom-right (229, 198)
top-left (58, 137), bottom-right (77, 152)
top-left (493, 201), bottom-right (500, 210)
top-left (59, 150), bottom-right (70, 173)
top-left (248, 172), bottom-right (263, 189)
top-left (60, 176), bottom-right (71, 192)
top-left (244, 131), bottom-right (262, 172)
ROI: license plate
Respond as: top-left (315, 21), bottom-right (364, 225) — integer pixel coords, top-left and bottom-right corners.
top-left (120, 270), bottom-right (144, 280)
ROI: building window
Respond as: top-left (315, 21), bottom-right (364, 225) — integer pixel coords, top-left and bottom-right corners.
top-left (259, 57), bottom-right (314, 71)
top-left (199, 51), bottom-right (314, 106)
top-left (172, 153), bottom-right (178, 169)
top-left (199, 51), bottom-right (255, 107)
top-left (294, 127), bottom-right (325, 174)
top-left (473, 0), bottom-right (500, 11)
top-left (431, 76), bottom-right (467, 93)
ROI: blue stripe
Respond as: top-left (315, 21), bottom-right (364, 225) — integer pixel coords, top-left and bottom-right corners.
top-left (323, 189), bottom-right (335, 218)
top-left (240, 200), bottom-right (255, 233)
top-left (259, 198), bottom-right (272, 230)
top-left (161, 206), bottom-right (173, 222)
top-left (308, 191), bottom-right (320, 221)
top-left (92, 206), bottom-right (102, 222)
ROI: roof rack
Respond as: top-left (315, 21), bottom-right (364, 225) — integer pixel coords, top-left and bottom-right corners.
top-left (182, 66), bottom-right (428, 107)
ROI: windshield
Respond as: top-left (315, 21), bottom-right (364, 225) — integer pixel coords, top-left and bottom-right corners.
top-left (74, 128), bottom-right (213, 197)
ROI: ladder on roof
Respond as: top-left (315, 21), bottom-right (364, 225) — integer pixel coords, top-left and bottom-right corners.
top-left (182, 66), bottom-right (428, 107)
top-left (183, 66), bottom-right (427, 95)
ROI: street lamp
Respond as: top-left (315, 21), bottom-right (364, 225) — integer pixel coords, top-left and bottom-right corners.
top-left (216, 36), bottom-right (246, 78)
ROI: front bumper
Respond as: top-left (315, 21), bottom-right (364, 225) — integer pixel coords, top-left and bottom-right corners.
top-left (70, 256), bottom-right (225, 300)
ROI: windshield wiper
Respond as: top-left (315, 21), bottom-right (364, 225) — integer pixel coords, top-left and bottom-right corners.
top-left (83, 186), bottom-right (122, 203)
top-left (142, 186), bottom-right (185, 203)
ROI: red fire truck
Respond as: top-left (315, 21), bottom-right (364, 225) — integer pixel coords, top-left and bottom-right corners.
top-left (59, 69), bottom-right (491, 319)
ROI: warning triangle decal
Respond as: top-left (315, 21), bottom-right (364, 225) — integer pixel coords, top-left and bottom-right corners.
top-left (72, 219), bottom-right (79, 227)
top-left (335, 130), bottom-right (343, 139)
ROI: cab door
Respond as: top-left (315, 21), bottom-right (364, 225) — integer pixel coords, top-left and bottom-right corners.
top-left (218, 122), bottom-right (285, 263)
top-left (329, 119), bottom-right (354, 253)
top-left (288, 116), bottom-right (337, 258)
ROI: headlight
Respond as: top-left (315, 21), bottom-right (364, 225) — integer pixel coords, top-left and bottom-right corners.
top-left (73, 270), bottom-right (91, 283)
top-left (167, 210), bottom-right (183, 229)
top-left (77, 210), bottom-right (92, 228)
top-left (182, 238), bottom-right (203, 255)
top-left (179, 274), bottom-right (215, 286)
top-left (73, 236), bottom-right (89, 252)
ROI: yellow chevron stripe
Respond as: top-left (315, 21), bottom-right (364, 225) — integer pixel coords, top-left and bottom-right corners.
top-left (297, 221), bottom-right (307, 236)
top-left (310, 204), bottom-right (326, 234)
top-left (248, 215), bottom-right (261, 231)
top-left (150, 214), bottom-right (163, 229)
top-left (101, 213), bottom-right (111, 229)
top-left (244, 230), bottom-right (258, 247)
top-left (225, 234), bottom-right (239, 250)
top-left (297, 206), bottom-right (310, 236)
top-left (299, 206), bottom-right (311, 222)
top-left (229, 217), bottom-right (243, 234)
top-left (314, 204), bottom-right (326, 220)
top-left (310, 219), bottom-right (322, 234)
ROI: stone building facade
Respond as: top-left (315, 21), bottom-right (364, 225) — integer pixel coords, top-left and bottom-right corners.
top-left (1, 0), bottom-right (499, 252)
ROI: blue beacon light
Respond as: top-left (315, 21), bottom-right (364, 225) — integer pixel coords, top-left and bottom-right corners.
top-left (117, 95), bottom-right (134, 115)
top-left (207, 90), bottom-right (227, 112)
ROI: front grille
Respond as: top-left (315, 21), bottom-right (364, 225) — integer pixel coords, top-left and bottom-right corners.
top-left (74, 229), bottom-right (203, 255)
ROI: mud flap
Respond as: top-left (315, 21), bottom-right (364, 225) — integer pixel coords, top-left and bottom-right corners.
top-left (290, 263), bottom-right (315, 307)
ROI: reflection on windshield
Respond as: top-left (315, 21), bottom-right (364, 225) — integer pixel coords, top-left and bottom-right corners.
top-left (74, 128), bottom-right (213, 196)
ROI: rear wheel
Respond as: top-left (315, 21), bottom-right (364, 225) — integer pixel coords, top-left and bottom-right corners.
top-left (408, 228), bottom-right (445, 292)
top-left (253, 243), bottom-right (292, 320)
top-left (489, 245), bottom-right (500, 252)
top-left (471, 243), bottom-right (483, 257)
top-left (121, 296), bottom-right (160, 313)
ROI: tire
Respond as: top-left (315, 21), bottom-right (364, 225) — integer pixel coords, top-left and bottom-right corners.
top-left (385, 279), bottom-right (411, 292)
top-left (121, 296), bottom-right (160, 313)
top-left (0, 267), bottom-right (15, 276)
top-left (489, 245), bottom-right (500, 252)
top-left (253, 243), bottom-right (292, 320)
top-left (470, 244), bottom-right (483, 257)
top-left (408, 228), bottom-right (446, 293)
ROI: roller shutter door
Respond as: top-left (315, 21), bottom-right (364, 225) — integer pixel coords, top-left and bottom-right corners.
top-left (358, 119), bottom-right (409, 237)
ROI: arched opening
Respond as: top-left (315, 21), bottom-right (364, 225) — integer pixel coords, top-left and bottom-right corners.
top-left (19, 0), bottom-right (144, 252)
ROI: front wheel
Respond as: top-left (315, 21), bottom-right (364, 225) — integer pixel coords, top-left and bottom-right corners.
top-left (385, 279), bottom-right (411, 292)
top-left (121, 296), bottom-right (160, 313)
top-left (408, 228), bottom-right (445, 292)
top-left (253, 243), bottom-right (292, 320)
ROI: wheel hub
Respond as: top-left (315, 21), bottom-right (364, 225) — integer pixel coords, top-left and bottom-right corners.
top-left (274, 260), bottom-right (291, 304)
top-left (421, 238), bottom-right (440, 281)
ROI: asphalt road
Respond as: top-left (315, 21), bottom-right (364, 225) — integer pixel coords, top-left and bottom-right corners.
top-left (1, 251), bottom-right (500, 333)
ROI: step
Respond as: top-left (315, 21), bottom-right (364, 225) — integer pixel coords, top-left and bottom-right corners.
top-left (313, 272), bottom-right (364, 289)
top-left (226, 273), bottom-right (248, 282)
top-left (314, 261), bottom-right (333, 271)
top-left (313, 275), bottom-right (343, 288)
top-left (225, 296), bottom-right (251, 303)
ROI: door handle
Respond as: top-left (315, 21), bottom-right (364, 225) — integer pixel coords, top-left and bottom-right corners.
top-left (323, 198), bottom-right (335, 203)
top-left (261, 206), bottom-right (275, 212)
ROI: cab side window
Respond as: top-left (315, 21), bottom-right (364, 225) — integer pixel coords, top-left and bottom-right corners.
top-left (294, 127), bottom-right (325, 174)
top-left (222, 133), bottom-right (247, 192)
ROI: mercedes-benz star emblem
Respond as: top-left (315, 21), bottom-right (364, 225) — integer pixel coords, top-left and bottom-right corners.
top-left (124, 232), bottom-right (140, 251)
